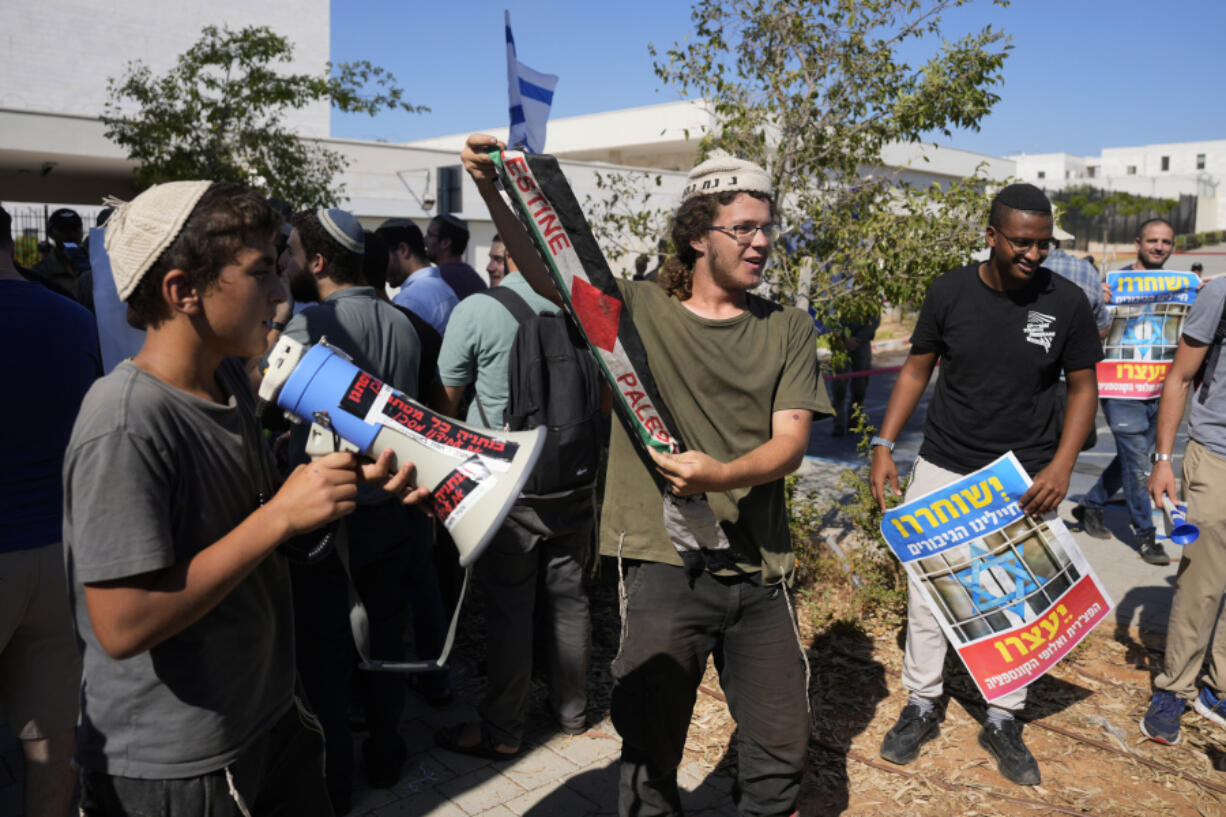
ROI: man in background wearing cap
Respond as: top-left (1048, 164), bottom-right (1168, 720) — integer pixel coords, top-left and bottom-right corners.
top-left (377, 218), bottom-right (458, 334)
top-left (63, 181), bottom-right (424, 816)
top-left (32, 208), bottom-right (88, 298)
top-left (0, 205), bottom-right (98, 817)
top-left (870, 183), bottom-right (1101, 786)
top-left (271, 208), bottom-right (423, 808)
top-left (462, 134), bottom-right (827, 817)
top-left (1073, 218), bottom-right (1180, 566)
top-left (426, 214), bottom-right (487, 300)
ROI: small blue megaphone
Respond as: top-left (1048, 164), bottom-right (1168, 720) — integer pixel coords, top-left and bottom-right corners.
top-left (1162, 496), bottom-right (1199, 546)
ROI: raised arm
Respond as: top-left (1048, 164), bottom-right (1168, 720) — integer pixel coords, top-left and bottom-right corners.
top-left (461, 134), bottom-right (561, 306)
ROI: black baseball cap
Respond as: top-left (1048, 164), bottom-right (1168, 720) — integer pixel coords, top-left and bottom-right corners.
top-left (47, 208), bottom-right (83, 231)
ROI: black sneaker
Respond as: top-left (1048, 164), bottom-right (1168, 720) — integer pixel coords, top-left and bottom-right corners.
top-left (880, 701), bottom-right (942, 765)
top-left (978, 718), bottom-right (1041, 786)
top-left (1071, 505), bottom-right (1111, 539)
top-left (1138, 531), bottom-right (1171, 566)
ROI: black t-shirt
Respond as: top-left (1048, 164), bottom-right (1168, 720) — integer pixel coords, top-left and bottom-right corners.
top-left (911, 263), bottom-right (1102, 476)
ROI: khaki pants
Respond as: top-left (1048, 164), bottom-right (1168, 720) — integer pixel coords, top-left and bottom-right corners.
top-left (900, 457), bottom-right (1028, 711)
top-left (1155, 439), bottom-right (1226, 699)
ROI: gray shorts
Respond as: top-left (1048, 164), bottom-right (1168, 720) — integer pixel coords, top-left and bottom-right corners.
top-left (0, 543), bottom-right (82, 740)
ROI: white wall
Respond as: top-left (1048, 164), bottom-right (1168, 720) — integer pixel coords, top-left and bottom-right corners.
top-left (0, 0), bottom-right (330, 137)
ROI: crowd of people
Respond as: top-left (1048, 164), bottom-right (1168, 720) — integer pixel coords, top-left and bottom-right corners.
top-left (1, 130), bottom-right (1225, 817)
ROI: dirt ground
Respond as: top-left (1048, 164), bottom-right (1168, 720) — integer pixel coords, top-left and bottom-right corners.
top-left (675, 582), bottom-right (1226, 817)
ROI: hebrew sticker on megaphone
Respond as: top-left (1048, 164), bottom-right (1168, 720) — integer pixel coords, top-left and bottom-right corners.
top-left (260, 336), bottom-right (545, 566)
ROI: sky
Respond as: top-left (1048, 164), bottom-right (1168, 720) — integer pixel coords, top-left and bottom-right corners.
top-left (330, 0), bottom-right (1226, 158)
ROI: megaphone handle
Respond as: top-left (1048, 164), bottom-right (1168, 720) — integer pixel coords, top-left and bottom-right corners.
top-left (335, 523), bottom-right (471, 674)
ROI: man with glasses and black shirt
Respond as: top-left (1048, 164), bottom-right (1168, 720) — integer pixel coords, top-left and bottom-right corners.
top-left (870, 183), bottom-right (1101, 786)
top-left (1072, 218), bottom-right (1179, 565)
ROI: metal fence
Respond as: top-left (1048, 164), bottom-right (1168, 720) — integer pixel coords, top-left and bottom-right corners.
top-left (5, 204), bottom-right (107, 268)
top-left (1046, 190), bottom-right (1198, 251)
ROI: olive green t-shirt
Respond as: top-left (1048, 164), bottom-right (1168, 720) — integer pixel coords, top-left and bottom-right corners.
top-left (599, 280), bottom-right (831, 584)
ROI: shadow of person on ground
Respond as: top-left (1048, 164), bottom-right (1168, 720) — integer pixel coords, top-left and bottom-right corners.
top-left (1112, 575), bottom-right (1177, 672)
top-left (798, 619), bottom-right (889, 817)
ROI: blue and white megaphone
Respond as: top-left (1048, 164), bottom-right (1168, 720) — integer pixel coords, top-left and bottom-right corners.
top-left (259, 336), bottom-right (546, 566)
top-left (1162, 496), bottom-right (1199, 546)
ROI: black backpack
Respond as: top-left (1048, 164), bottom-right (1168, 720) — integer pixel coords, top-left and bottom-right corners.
top-left (476, 286), bottom-right (603, 497)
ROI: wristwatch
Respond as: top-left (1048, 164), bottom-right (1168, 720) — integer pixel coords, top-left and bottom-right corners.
top-left (269, 320), bottom-right (287, 332)
top-left (1150, 452), bottom-right (1173, 464)
top-left (870, 436), bottom-right (896, 453)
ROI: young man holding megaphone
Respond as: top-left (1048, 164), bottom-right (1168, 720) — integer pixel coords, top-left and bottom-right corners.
top-left (63, 182), bottom-right (427, 817)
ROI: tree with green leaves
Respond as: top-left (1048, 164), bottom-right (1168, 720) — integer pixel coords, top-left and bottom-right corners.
top-left (1051, 185), bottom-right (1178, 255)
top-left (103, 25), bottom-right (425, 208)
top-left (588, 0), bottom-right (1011, 359)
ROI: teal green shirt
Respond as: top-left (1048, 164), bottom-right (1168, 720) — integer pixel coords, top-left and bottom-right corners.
top-left (437, 273), bottom-right (557, 428)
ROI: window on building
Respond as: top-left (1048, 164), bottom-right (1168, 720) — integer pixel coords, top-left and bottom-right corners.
top-left (1065, 170), bottom-right (1071, 179)
top-left (1127, 165), bottom-right (1137, 176)
top-left (437, 166), bottom-right (463, 214)
top-left (1037, 171), bottom-right (1046, 179)
top-left (1198, 153), bottom-right (1207, 170)
top-left (1087, 166), bottom-right (1097, 178)
top-left (1161, 156), bottom-right (1170, 172)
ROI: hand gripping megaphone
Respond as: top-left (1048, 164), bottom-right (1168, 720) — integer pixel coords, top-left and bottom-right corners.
top-left (259, 335), bottom-right (545, 566)
top-left (1162, 496), bottom-right (1199, 546)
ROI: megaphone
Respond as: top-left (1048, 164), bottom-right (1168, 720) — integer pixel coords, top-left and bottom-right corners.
top-left (1162, 496), bottom-right (1199, 546)
top-left (260, 336), bottom-right (545, 566)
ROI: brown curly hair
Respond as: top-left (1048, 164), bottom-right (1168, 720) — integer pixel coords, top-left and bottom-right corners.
top-left (126, 182), bottom-right (279, 329)
top-left (656, 190), bottom-right (773, 300)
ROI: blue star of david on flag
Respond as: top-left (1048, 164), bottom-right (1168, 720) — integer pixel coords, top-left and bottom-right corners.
top-left (1120, 314), bottom-right (1167, 359)
top-left (955, 543), bottom-right (1046, 619)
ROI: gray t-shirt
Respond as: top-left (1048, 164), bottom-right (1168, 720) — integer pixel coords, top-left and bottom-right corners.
top-left (63, 359), bottom-right (294, 778)
top-left (1184, 276), bottom-right (1226, 457)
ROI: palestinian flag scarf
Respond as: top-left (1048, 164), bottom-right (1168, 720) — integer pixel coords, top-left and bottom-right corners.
top-left (490, 150), bottom-right (740, 577)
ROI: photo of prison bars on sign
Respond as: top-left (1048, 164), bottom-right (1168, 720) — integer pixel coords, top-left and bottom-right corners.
top-left (1098, 269), bottom-right (1200, 400)
top-left (881, 454), bottom-right (1114, 701)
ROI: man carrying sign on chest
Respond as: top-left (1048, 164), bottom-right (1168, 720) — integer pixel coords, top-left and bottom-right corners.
top-left (870, 183), bottom-right (1102, 785)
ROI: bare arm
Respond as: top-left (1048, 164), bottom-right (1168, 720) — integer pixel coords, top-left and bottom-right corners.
top-left (649, 409), bottom-right (812, 495)
top-left (461, 134), bottom-right (561, 306)
top-left (1149, 336), bottom-right (1210, 506)
top-left (433, 384), bottom-right (466, 420)
top-left (870, 350), bottom-right (939, 509)
top-left (1018, 366), bottom-right (1096, 516)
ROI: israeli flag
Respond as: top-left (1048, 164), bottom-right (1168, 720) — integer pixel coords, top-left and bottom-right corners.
top-left (505, 10), bottom-right (558, 154)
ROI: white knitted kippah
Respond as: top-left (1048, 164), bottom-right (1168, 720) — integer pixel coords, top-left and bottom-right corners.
top-left (682, 150), bottom-right (772, 201)
top-left (103, 180), bottom-right (214, 302)
top-left (317, 208), bottom-right (365, 254)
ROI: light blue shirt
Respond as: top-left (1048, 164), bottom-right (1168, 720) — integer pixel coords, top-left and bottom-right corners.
top-left (393, 265), bottom-right (458, 334)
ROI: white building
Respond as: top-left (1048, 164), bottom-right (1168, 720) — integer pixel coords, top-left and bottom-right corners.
top-left (1011, 140), bottom-right (1226, 230)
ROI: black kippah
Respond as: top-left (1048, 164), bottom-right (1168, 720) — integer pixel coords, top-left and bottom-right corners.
top-left (992, 183), bottom-right (1051, 215)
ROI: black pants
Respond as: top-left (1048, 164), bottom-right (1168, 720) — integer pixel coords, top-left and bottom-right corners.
top-left (611, 562), bottom-right (808, 817)
top-left (79, 698), bottom-right (331, 817)
top-left (476, 495), bottom-right (594, 743)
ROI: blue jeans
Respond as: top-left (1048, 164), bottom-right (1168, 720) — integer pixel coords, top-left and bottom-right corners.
top-left (1083, 397), bottom-right (1159, 534)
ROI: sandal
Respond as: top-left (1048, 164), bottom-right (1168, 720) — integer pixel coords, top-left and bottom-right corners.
top-left (433, 722), bottom-right (521, 761)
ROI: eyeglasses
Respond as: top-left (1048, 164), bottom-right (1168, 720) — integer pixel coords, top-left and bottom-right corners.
top-left (993, 228), bottom-right (1056, 253)
top-left (706, 223), bottom-right (780, 244)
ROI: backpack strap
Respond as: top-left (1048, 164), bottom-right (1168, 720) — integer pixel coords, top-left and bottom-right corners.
top-left (479, 285), bottom-right (541, 325)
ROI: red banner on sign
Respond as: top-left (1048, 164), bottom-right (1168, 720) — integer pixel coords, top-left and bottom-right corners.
top-left (1096, 360), bottom-right (1169, 400)
top-left (958, 575), bottom-right (1109, 701)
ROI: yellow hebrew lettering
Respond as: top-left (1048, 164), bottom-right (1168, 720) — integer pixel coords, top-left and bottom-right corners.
top-left (950, 493), bottom-right (970, 514)
top-left (994, 640), bottom-right (1014, 663)
top-left (988, 476), bottom-right (1008, 501)
top-left (914, 507), bottom-right (938, 528)
top-left (1040, 612), bottom-right (1060, 639)
top-left (1021, 628), bottom-right (1045, 649)
top-left (1004, 636), bottom-right (1028, 656)
top-left (963, 484), bottom-right (991, 508)
top-left (931, 498), bottom-right (960, 524)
